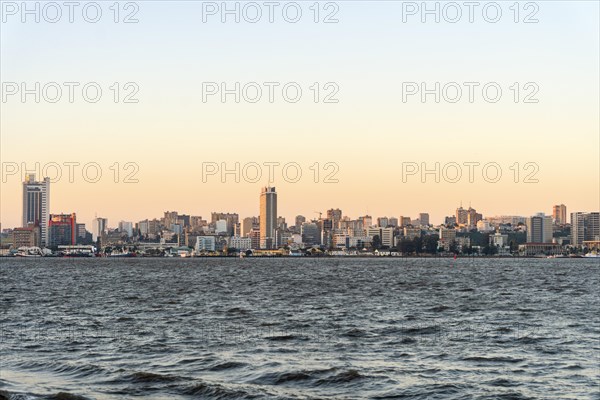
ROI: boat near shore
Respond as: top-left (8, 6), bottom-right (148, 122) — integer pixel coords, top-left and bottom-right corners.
top-left (15, 246), bottom-right (50, 257)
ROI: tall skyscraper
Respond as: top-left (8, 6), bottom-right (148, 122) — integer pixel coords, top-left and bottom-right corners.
top-left (552, 204), bottom-right (567, 225)
top-left (526, 213), bottom-right (553, 243)
top-left (571, 212), bottom-right (600, 246)
top-left (419, 213), bottom-right (430, 226)
top-left (22, 174), bottom-right (50, 247)
top-left (93, 217), bottom-right (108, 242)
top-left (259, 187), bottom-right (277, 249)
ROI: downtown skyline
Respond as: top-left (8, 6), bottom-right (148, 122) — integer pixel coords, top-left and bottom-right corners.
top-left (2, 171), bottom-right (595, 233)
top-left (8, 174), bottom-right (599, 255)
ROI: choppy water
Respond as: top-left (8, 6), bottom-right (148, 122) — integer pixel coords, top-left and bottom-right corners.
top-left (1, 258), bottom-right (599, 399)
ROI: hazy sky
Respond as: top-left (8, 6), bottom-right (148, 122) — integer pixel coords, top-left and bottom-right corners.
top-left (1, 1), bottom-right (599, 228)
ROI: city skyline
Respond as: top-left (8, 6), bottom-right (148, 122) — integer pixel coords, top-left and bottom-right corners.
top-left (10, 173), bottom-right (599, 256)
top-left (5, 172), bottom-right (597, 232)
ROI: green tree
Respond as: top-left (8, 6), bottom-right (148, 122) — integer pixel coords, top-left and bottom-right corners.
top-left (424, 234), bottom-right (439, 254)
top-left (372, 235), bottom-right (382, 250)
top-left (413, 236), bottom-right (423, 254)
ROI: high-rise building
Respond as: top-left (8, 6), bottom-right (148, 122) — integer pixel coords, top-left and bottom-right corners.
top-left (571, 212), bottom-right (600, 246)
top-left (277, 216), bottom-right (287, 230)
top-left (259, 187), bottom-right (277, 249)
top-left (241, 216), bottom-right (259, 237)
top-left (455, 206), bottom-right (468, 225)
top-left (249, 229), bottom-right (261, 249)
top-left (211, 212), bottom-right (239, 235)
top-left (190, 216), bottom-right (206, 230)
top-left (467, 208), bottom-right (482, 227)
top-left (163, 211), bottom-right (179, 228)
top-left (118, 221), bottom-right (133, 237)
top-left (526, 213), bottom-right (553, 243)
top-left (327, 209), bottom-right (342, 229)
top-left (22, 174), bottom-right (50, 246)
top-left (294, 215), bottom-right (306, 233)
top-left (377, 217), bottom-right (389, 228)
top-left (553, 204), bottom-right (567, 225)
top-left (76, 223), bottom-right (87, 239)
top-left (399, 216), bottom-right (411, 227)
top-left (419, 213), bottom-right (430, 226)
top-left (361, 215), bottom-right (373, 228)
top-left (301, 222), bottom-right (320, 246)
top-left (93, 217), bottom-right (108, 242)
top-left (48, 213), bottom-right (76, 247)
top-left (215, 219), bottom-right (228, 234)
top-left (444, 216), bottom-right (457, 226)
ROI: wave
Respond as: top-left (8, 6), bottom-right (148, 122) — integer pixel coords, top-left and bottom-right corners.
top-left (463, 356), bottom-right (524, 364)
top-left (181, 382), bottom-right (259, 399)
top-left (126, 371), bottom-right (184, 383)
top-left (208, 361), bottom-right (248, 371)
top-left (0, 389), bottom-right (90, 400)
top-left (314, 369), bottom-right (364, 385)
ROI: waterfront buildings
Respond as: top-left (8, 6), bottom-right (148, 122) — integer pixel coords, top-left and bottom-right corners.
top-left (48, 213), bottom-right (76, 247)
top-left (526, 213), bottom-right (553, 243)
top-left (259, 187), bottom-right (277, 249)
top-left (12, 227), bottom-right (39, 248)
top-left (22, 174), bottom-right (50, 247)
top-left (195, 236), bottom-right (216, 252)
top-left (571, 212), bottom-right (600, 246)
top-left (229, 236), bottom-right (252, 250)
top-left (365, 227), bottom-right (394, 247)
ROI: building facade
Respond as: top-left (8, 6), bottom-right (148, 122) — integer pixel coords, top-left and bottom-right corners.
top-left (22, 174), bottom-right (50, 246)
top-left (526, 213), bottom-right (553, 243)
top-left (259, 187), bottom-right (277, 249)
top-left (571, 212), bottom-right (600, 247)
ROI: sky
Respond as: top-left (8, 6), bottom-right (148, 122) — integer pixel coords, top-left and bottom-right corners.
top-left (1, 0), bottom-right (599, 229)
